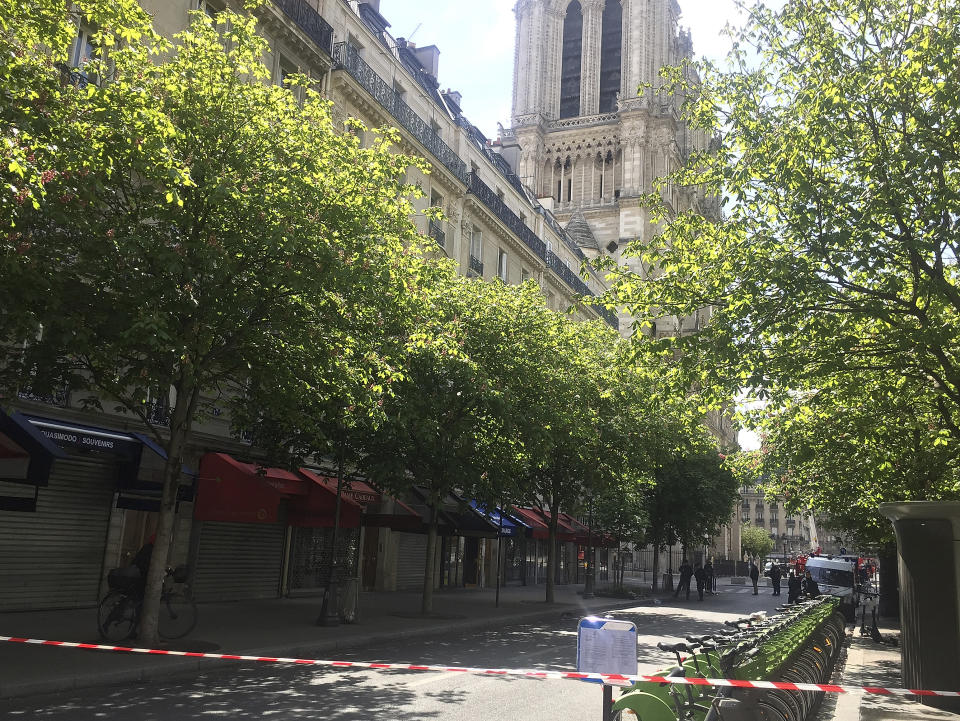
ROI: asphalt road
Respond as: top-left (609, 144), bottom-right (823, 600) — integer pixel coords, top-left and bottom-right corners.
top-left (1, 586), bottom-right (784, 721)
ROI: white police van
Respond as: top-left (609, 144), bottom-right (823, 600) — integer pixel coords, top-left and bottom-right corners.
top-left (805, 556), bottom-right (858, 619)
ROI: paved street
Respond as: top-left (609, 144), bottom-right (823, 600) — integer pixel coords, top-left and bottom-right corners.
top-left (1, 588), bottom-right (785, 720)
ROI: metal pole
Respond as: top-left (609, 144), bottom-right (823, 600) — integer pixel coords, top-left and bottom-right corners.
top-left (318, 436), bottom-right (345, 626)
top-left (584, 498), bottom-right (595, 598)
top-left (496, 503), bottom-right (503, 608)
top-left (602, 685), bottom-right (613, 721)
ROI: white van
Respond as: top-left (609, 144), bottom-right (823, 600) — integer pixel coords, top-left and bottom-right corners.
top-left (805, 556), bottom-right (858, 619)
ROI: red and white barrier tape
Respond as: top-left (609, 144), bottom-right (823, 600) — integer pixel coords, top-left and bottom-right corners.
top-left (2, 635), bottom-right (958, 699)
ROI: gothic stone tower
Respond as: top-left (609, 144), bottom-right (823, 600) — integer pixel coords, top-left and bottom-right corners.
top-left (503, 0), bottom-right (739, 556)
top-left (503, 0), bottom-right (714, 334)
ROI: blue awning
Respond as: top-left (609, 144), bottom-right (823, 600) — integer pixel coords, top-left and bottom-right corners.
top-left (469, 501), bottom-right (529, 537)
top-left (0, 409), bottom-right (68, 487)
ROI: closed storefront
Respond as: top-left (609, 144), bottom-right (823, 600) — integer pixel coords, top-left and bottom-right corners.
top-left (395, 532), bottom-right (427, 590)
top-left (191, 520), bottom-right (286, 601)
top-left (287, 526), bottom-right (360, 594)
top-left (0, 456), bottom-right (116, 611)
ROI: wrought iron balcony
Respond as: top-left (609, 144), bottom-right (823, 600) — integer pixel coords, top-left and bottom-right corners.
top-left (144, 399), bottom-right (172, 427)
top-left (469, 254), bottom-right (484, 276)
top-left (333, 43), bottom-right (468, 184)
top-left (546, 250), bottom-right (591, 297)
top-left (428, 220), bottom-right (445, 248)
top-left (272, 0), bottom-right (333, 56)
top-left (467, 172), bottom-right (545, 259)
top-left (17, 385), bottom-right (69, 408)
top-left (56, 63), bottom-right (96, 89)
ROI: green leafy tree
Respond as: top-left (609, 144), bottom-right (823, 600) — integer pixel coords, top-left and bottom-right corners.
top-left (746, 384), bottom-right (960, 544)
top-left (644, 432), bottom-right (739, 590)
top-left (358, 272), bottom-right (533, 614)
top-left (741, 523), bottom-right (775, 560)
top-left (1, 3), bottom-right (429, 642)
top-left (603, 0), bottom-right (960, 528)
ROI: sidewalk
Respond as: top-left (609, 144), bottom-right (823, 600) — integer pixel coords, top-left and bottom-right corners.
top-left (823, 618), bottom-right (959, 721)
top-left (0, 582), bottom-right (650, 700)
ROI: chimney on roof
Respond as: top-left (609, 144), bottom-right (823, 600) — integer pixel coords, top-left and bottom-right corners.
top-left (443, 88), bottom-right (462, 107)
top-left (412, 44), bottom-right (440, 79)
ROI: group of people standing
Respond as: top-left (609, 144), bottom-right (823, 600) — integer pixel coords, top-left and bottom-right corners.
top-left (673, 559), bottom-right (716, 601)
top-left (749, 561), bottom-right (820, 602)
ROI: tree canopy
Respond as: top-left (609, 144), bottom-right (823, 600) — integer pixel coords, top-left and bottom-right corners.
top-left (1, 0), bottom-right (432, 640)
top-left (603, 0), bottom-right (960, 538)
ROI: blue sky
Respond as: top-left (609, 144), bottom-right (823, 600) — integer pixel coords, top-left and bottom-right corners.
top-left (378, 0), bottom-right (751, 139)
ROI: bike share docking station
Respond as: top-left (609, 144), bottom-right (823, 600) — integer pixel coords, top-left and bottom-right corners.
top-left (577, 616), bottom-right (639, 721)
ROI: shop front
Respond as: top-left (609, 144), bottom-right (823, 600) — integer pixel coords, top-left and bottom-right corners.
top-left (0, 410), bottom-right (193, 611)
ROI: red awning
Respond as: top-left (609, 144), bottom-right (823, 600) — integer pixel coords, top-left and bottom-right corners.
top-left (195, 453), bottom-right (306, 524)
top-left (559, 512), bottom-right (591, 545)
top-left (511, 507), bottom-right (551, 540)
top-left (540, 510), bottom-right (578, 542)
top-left (289, 469), bottom-right (363, 529)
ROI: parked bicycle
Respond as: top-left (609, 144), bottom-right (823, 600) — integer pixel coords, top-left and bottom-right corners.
top-left (97, 564), bottom-right (197, 641)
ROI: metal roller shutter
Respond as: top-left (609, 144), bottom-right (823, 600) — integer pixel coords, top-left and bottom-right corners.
top-left (395, 532), bottom-right (427, 590)
top-left (192, 521), bottom-right (285, 601)
top-left (0, 457), bottom-right (116, 611)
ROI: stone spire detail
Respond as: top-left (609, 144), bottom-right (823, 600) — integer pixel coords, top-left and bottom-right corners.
top-left (565, 207), bottom-right (599, 251)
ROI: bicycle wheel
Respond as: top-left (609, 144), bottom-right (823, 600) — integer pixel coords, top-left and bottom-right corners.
top-left (755, 700), bottom-right (790, 721)
top-left (98, 591), bottom-right (137, 642)
top-left (764, 689), bottom-right (802, 721)
top-left (157, 591), bottom-right (197, 639)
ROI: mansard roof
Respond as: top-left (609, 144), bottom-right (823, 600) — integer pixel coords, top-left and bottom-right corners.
top-left (565, 208), bottom-right (599, 251)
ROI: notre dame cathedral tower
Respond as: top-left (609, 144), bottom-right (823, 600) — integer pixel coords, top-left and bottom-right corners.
top-left (501, 0), bottom-right (715, 335)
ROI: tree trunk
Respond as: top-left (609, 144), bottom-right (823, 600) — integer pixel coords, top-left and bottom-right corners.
top-left (422, 503), bottom-right (439, 614)
top-left (652, 545), bottom-right (660, 593)
top-left (138, 384), bottom-right (195, 646)
top-left (546, 502), bottom-right (559, 604)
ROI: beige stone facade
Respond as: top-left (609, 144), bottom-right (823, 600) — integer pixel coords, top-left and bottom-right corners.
top-left (138, 0), bottom-right (615, 327)
top-left (740, 484), bottom-right (816, 558)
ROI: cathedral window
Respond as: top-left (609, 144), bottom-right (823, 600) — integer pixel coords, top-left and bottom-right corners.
top-left (559, 1), bottom-right (583, 119)
top-left (599, 0), bottom-right (622, 113)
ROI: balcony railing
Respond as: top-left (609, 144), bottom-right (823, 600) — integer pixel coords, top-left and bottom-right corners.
top-left (428, 220), bottom-right (445, 248)
top-left (546, 251), bottom-right (591, 296)
top-left (143, 399), bottom-right (172, 427)
top-left (469, 255), bottom-right (484, 276)
top-left (272, 0), bottom-right (334, 56)
top-left (17, 385), bottom-right (69, 408)
top-left (467, 172), bottom-right (545, 259)
top-left (333, 43), bottom-right (468, 184)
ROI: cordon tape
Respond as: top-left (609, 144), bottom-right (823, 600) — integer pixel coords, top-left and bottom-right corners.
top-left (2, 635), bottom-right (958, 700)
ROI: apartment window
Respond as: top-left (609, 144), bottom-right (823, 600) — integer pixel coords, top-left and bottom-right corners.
top-left (497, 248), bottom-right (508, 282)
top-left (430, 189), bottom-right (443, 211)
top-left (196, 0), bottom-right (222, 18)
top-left (70, 23), bottom-right (96, 69)
top-left (545, 240), bottom-right (553, 255)
top-left (277, 55), bottom-right (297, 88)
top-left (470, 229), bottom-right (482, 260)
top-left (521, 268), bottom-right (530, 283)
top-left (430, 119), bottom-right (442, 141)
